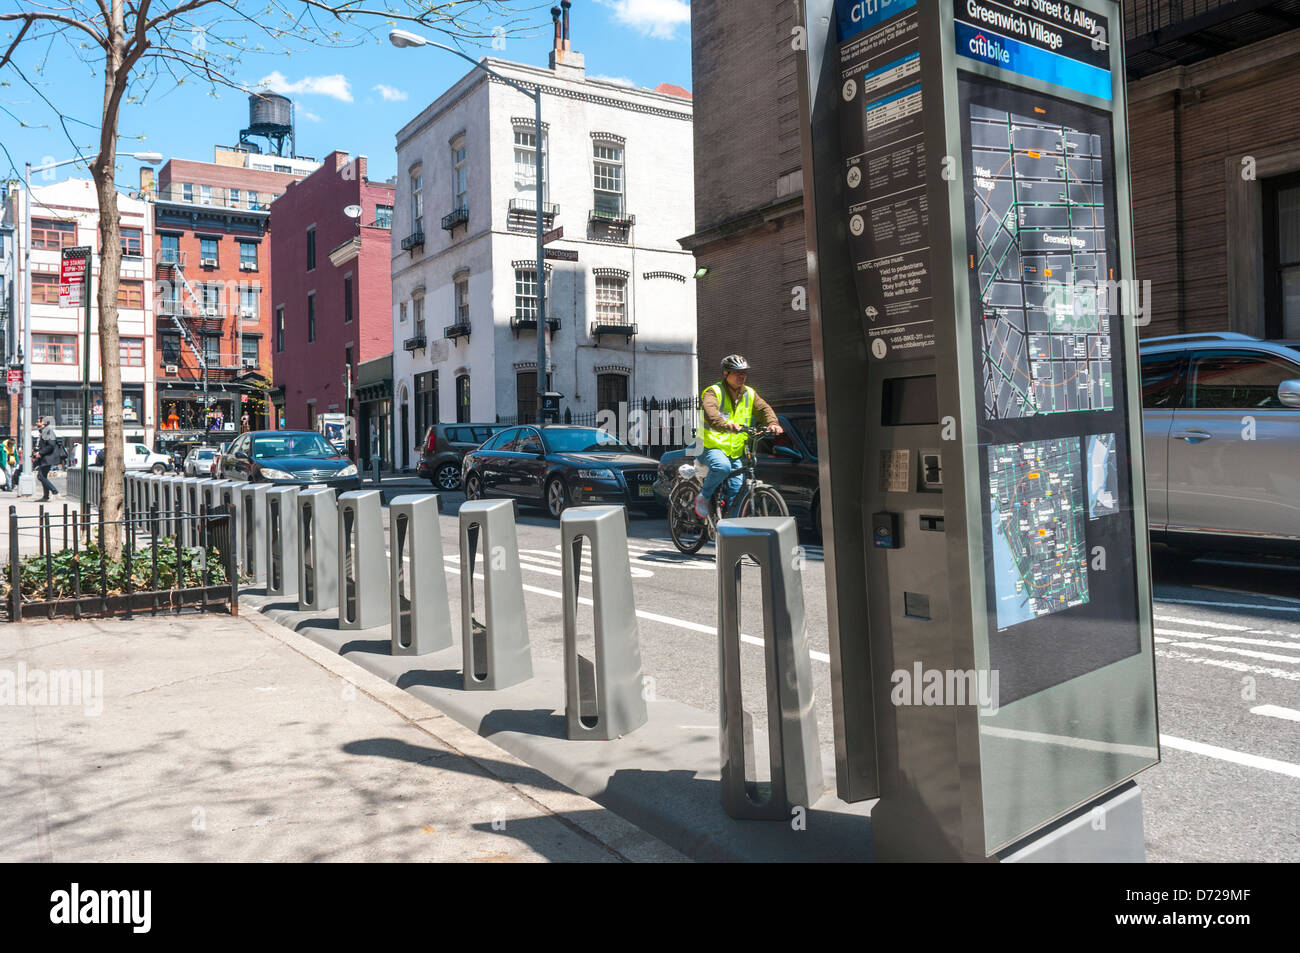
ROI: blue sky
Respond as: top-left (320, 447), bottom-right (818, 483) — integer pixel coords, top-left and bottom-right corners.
top-left (0, 0), bottom-right (691, 188)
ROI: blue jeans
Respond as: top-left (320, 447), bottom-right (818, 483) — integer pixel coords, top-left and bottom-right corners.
top-left (699, 449), bottom-right (743, 511)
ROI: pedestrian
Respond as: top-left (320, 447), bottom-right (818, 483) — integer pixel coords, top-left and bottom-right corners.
top-left (33, 416), bottom-right (63, 502)
top-left (0, 437), bottom-right (14, 491)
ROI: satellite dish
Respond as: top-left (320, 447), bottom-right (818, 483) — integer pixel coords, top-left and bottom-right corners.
top-left (343, 204), bottom-right (362, 219)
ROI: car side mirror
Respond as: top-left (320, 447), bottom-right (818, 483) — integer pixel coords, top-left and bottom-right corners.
top-left (1279, 379), bottom-right (1300, 408)
top-left (773, 445), bottom-right (802, 461)
top-left (235, 451), bottom-right (249, 461)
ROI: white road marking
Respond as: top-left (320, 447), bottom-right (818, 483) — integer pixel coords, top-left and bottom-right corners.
top-left (1166, 642), bottom-right (1300, 665)
top-left (1159, 734), bottom-right (1300, 780)
top-left (1210, 635), bottom-right (1300, 651)
top-left (1155, 627), bottom-right (1216, 640)
top-left (1156, 647), bottom-right (1300, 681)
top-left (1250, 704), bottom-right (1300, 723)
top-left (1153, 614), bottom-right (1248, 631)
top-left (1156, 597), bottom-right (1300, 614)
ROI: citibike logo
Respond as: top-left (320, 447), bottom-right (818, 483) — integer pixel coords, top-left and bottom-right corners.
top-left (848, 0), bottom-right (903, 24)
top-left (969, 32), bottom-right (1012, 65)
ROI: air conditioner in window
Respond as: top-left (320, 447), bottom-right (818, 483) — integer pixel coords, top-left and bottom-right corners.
top-left (200, 257), bottom-right (217, 267)
top-left (241, 358), bottom-right (258, 368)
top-left (239, 308), bottom-right (256, 319)
top-left (201, 307), bottom-right (220, 318)
top-left (165, 364), bottom-right (179, 375)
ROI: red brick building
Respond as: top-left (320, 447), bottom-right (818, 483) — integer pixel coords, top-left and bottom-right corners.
top-left (151, 152), bottom-right (306, 451)
top-left (269, 151), bottom-right (394, 441)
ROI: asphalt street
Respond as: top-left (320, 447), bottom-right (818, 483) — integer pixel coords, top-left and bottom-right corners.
top-left (388, 488), bottom-right (1299, 863)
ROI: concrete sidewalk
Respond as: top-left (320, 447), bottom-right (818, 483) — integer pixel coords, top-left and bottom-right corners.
top-left (0, 609), bottom-right (685, 862)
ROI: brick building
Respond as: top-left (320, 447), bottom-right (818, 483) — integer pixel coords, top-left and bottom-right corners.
top-left (151, 151), bottom-right (307, 449)
top-left (1126, 1), bottom-right (1300, 340)
top-left (680, 0), bottom-right (811, 411)
top-left (270, 151), bottom-right (394, 447)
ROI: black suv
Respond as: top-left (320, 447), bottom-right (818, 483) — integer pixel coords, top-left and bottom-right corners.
top-left (417, 423), bottom-right (511, 490)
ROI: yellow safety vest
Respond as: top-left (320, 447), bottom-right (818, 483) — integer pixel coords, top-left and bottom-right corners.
top-left (701, 383), bottom-right (754, 458)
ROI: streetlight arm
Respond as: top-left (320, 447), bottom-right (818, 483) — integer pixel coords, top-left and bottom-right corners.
top-left (390, 31), bottom-right (538, 100)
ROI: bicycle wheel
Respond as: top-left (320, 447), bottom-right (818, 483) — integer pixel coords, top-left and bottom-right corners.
top-left (738, 484), bottom-right (789, 519)
top-left (668, 483), bottom-right (708, 554)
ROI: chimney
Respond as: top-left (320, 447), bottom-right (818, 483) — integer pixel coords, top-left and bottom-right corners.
top-left (138, 166), bottom-right (155, 199)
top-left (548, 0), bottom-right (585, 77)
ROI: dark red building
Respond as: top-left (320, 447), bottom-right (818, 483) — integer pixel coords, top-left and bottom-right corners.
top-left (152, 153), bottom-right (305, 449)
top-left (269, 151), bottom-right (394, 440)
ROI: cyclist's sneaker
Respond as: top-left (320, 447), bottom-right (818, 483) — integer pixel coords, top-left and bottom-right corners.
top-left (693, 493), bottom-right (709, 519)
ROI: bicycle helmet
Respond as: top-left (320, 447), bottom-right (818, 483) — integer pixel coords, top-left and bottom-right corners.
top-left (720, 354), bottom-right (750, 372)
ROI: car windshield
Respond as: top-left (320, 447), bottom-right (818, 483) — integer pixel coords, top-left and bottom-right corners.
top-left (252, 433), bottom-right (337, 458)
top-left (196, 449), bottom-right (216, 459)
top-left (543, 428), bottom-right (635, 454)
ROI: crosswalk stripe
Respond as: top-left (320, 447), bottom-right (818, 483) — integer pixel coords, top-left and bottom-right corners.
top-left (1159, 734), bottom-right (1300, 780)
top-left (1153, 614), bottom-right (1248, 631)
top-left (1155, 627), bottom-right (1216, 640)
top-left (1156, 597), bottom-right (1300, 614)
top-left (1165, 641), bottom-right (1300, 665)
top-left (1210, 635), bottom-right (1300, 651)
top-left (1156, 648), bottom-right (1300, 681)
top-left (1250, 704), bottom-right (1300, 723)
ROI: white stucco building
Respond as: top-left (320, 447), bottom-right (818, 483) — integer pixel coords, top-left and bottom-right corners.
top-left (390, 22), bottom-right (696, 468)
top-left (7, 178), bottom-right (156, 449)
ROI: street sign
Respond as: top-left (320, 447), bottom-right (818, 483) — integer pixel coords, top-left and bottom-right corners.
top-left (545, 248), bottom-right (578, 262)
top-left (542, 225), bottom-right (564, 246)
top-left (59, 246), bottom-right (91, 308)
top-left (7, 368), bottom-right (22, 388)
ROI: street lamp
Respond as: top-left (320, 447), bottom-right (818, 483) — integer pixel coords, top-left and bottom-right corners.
top-left (389, 29), bottom-right (551, 424)
top-left (18, 150), bottom-right (163, 496)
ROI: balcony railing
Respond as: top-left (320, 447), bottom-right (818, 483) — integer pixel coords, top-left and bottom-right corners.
top-left (153, 185), bottom-right (277, 211)
top-left (589, 208), bottom-right (635, 228)
top-left (510, 313), bottom-right (561, 334)
top-left (403, 334), bottom-right (427, 351)
top-left (508, 198), bottom-right (559, 224)
top-left (444, 321), bottom-right (471, 341)
top-left (590, 318), bottom-right (638, 340)
top-left (441, 206), bottom-right (469, 231)
top-left (401, 230), bottom-right (425, 252)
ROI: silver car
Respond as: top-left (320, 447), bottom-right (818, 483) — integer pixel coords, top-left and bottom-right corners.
top-left (1141, 332), bottom-right (1300, 554)
top-left (183, 446), bottom-right (219, 477)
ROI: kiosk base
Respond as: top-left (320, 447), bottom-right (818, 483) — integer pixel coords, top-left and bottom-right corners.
top-left (999, 782), bottom-right (1145, 863)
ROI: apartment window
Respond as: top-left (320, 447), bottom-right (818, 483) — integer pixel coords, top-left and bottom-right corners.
top-left (415, 370), bottom-right (436, 439)
top-left (117, 279), bottom-right (145, 310)
top-left (455, 373), bottom-right (471, 423)
top-left (452, 140), bottom-right (468, 211)
top-left (32, 273), bottom-right (61, 305)
top-left (375, 205), bottom-right (393, 229)
top-left (200, 282), bottom-right (221, 313)
top-left (276, 307), bottom-right (285, 353)
top-left (307, 294), bottom-right (316, 342)
top-left (306, 228), bottom-right (316, 270)
top-left (597, 372), bottom-right (628, 417)
top-left (516, 371), bottom-right (537, 425)
top-left (399, 301), bottom-right (407, 324)
top-left (455, 273), bottom-right (469, 324)
top-left (513, 128), bottom-right (546, 200)
top-left (160, 233), bottom-right (180, 264)
top-left (248, 191), bottom-right (260, 208)
top-left (31, 219), bottom-right (76, 250)
top-left (413, 294), bottom-right (426, 337)
top-left (594, 275), bottom-right (628, 325)
top-left (593, 142), bottom-right (624, 216)
top-left (239, 242), bottom-right (258, 270)
top-left (32, 333), bottom-right (77, 364)
top-left (120, 226), bottom-right (143, 257)
top-left (229, 188), bottom-right (241, 208)
top-left (160, 333), bottom-right (182, 364)
top-left (344, 275), bottom-right (354, 324)
top-left (239, 285), bottom-right (259, 320)
top-left (203, 334), bottom-right (220, 367)
top-left (411, 171), bottom-right (424, 232)
top-left (515, 268), bottom-right (538, 322)
top-left (345, 345), bottom-right (354, 370)
top-left (182, 183), bottom-right (194, 203)
top-left (1265, 173), bottom-right (1300, 338)
top-left (200, 237), bottom-right (218, 264)
top-left (199, 184), bottom-right (212, 206)
top-left (242, 337), bottom-right (259, 367)
top-left (120, 337), bottom-right (145, 367)
top-left (274, 164), bottom-right (291, 174)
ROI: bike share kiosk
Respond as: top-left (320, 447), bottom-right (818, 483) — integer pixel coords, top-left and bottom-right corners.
top-left (798, 0), bottom-right (1158, 860)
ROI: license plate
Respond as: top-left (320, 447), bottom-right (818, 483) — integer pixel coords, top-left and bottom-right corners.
top-left (638, 485), bottom-right (653, 497)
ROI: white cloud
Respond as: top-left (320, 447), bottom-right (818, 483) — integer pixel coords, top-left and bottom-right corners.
top-left (594, 0), bottom-right (690, 40)
top-left (588, 74), bottom-right (636, 88)
top-left (299, 109), bottom-right (322, 122)
top-left (372, 83), bottom-right (408, 102)
top-left (256, 71), bottom-right (353, 102)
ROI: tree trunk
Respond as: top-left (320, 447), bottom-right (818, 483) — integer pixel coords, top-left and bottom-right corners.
top-left (91, 2), bottom-right (129, 561)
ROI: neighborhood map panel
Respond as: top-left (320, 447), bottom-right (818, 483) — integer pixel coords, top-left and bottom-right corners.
top-left (968, 103), bottom-right (1113, 420)
top-left (987, 437), bottom-right (1090, 631)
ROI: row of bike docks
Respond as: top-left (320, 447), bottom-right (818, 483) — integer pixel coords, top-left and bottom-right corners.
top-left (110, 469), bottom-right (826, 819)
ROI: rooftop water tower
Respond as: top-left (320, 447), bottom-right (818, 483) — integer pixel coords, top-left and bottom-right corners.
top-left (240, 91), bottom-right (295, 157)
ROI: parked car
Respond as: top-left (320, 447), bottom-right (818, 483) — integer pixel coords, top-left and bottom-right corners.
top-left (183, 446), bottom-right (220, 476)
top-left (1140, 332), bottom-right (1300, 555)
top-left (461, 424), bottom-right (663, 518)
top-left (654, 413), bottom-right (823, 540)
top-left (216, 430), bottom-right (362, 492)
top-left (417, 422), bottom-right (511, 490)
top-left (86, 442), bottom-right (173, 474)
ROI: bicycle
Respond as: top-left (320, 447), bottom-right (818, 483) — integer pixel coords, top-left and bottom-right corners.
top-left (667, 426), bottom-right (790, 554)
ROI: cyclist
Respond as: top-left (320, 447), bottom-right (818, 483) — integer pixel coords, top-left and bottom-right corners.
top-left (694, 354), bottom-right (783, 518)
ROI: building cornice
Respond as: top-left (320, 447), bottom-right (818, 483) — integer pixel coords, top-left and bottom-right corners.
top-left (1128, 27), bottom-right (1300, 104)
top-left (679, 193), bottom-right (804, 251)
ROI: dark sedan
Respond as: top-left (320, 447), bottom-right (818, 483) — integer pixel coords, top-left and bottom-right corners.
top-left (217, 430), bottom-right (362, 492)
top-left (462, 425), bottom-right (663, 518)
top-left (655, 413), bottom-right (822, 540)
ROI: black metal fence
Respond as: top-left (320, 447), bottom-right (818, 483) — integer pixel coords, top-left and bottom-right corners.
top-left (5, 495), bottom-right (238, 623)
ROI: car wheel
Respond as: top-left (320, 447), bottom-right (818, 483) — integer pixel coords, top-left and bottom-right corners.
top-left (464, 471), bottom-right (483, 501)
top-left (152, 463), bottom-right (166, 475)
top-left (434, 463), bottom-right (461, 491)
top-left (545, 477), bottom-right (570, 519)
